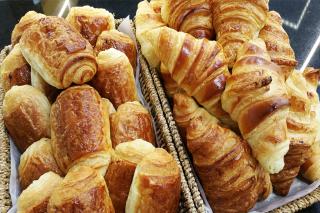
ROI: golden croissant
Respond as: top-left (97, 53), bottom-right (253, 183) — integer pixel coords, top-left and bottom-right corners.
top-left (182, 94), bottom-right (271, 213)
top-left (259, 11), bottom-right (297, 79)
top-left (211, 0), bottom-right (269, 67)
top-left (161, 0), bottom-right (214, 39)
top-left (147, 26), bottom-right (234, 127)
top-left (160, 63), bottom-right (181, 97)
top-left (271, 71), bottom-right (315, 195)
top-left (222, 38), bottom-right (290, 174)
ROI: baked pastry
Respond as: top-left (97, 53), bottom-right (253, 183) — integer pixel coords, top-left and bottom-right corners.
top-left (147, 26), bottom-right (233, 126)
top-left (51, 85), bottom-right (111, 175)
top-left (160, 63), bottom-right (181, 97)
top-left (259, 11), bottom-right (297, 79)
top-left (3, 85), bottom-right (51, 152)
top-left (270, 71), bottom-right (315, 195)
top-left (102, 98), bottom-right (116, 114)
top-left (135, 0), bottom-right (166, 68)
top-left (150, 0), bottom-right (165, 13)
top-left (0, 44), bottom-right (31, 92)
top-left (66, 6), bottom-right (115, 46)
top-left (222, 38), bottom-right (290, 174)
top-left (95, 30), bottom-right (137, 70)
top-left (47, 166), bottom-right (114, 213)
top-left (31, 69), bottom-right (59, 103)
top-left (90, 49), bottom-right (138, 108)
top-left (105, 139), bottom-right (156, 213)
top-left (19, 16), bottom-right (97, 89)
top-left (184, 99), bottom-right (271, 212)
top-left (18, 138), bottom-right (62, 190)
top-left (11, 11), bottom-right (46, 45)
top-left (211, 0), bottom-right (269, 67)
top-left (161, 0), bottom-right (214, 39)
top-left (301, 142), bottom-right (320, 182)
top-left (17, 172), bottom-right (62, 213)
top-left (110, 101), bottom-right (155, 147)
top-left (126, 148), bottom-right (181, 213)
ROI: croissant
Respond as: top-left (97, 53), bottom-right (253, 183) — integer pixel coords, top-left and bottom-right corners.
top-left (126, 148), bottom-right (181, 213)
top-left (270, 71), bottom-right (315, 195)
top-left (160, 63), bottom-right (181, 97)
top-left (19, 16), bottom-right (97, 89)
top-left (221, 38), bottom-right (290, 174)
top-left (150, 0), bottom-right (165, 13)
top-left (51, 85), bottom-right (111, 175)
top-left (147, 26), bottom-right (233, 126)
top-left (105, 139), bottom-right (156, 213)
top-left (90, 49), bottom-right (138, 108)
top-left (47, 166), bottom-right (115, 213)
top-left (259, 11), bottom-right (297, 79)
top-left (95, 30), bottom-right (137, 70)
top-left (185, 101), bottom-right (271, 212)
top-left (161, 0), bottom-right (214, 39)
top-left (11, 11), bottom-right (46, 45)
top-left (66, 6), bottom-right (115, 46)
top-left (135, 0), bottom-right (166, 68)
top-left (211, 0), bottom-right (269, 67)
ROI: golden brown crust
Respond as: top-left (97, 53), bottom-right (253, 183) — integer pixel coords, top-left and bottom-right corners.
top-left (3, 85), bottom-right (51, 152)
top-left (18, 138), bottom-right (63, 190)
top-left (0, 44), bottom-right (31, 92)
top-left (90, 49), bottom-right (138, 108)
top-left (126, 148), bottom-right (181, 213)
top-left (19, 16), bottom-right (97, 89)
top-left (51, 85), bottom-right (109, 174)
top-left (95, 30), bottom-right (137, 70)
top-left (160, 63), bottom-right (181, 97)
top-left (66, 6), bottom-right (115, 46)
top-left (110, 101), bottom-right (155, 147)
top-left (47, 166), bottom-right (114, 213)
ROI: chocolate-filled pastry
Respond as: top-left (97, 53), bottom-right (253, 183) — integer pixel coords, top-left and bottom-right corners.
top-left (11, 11), bottom-right (46, 45)
top-left (126, 148), bottom-right (181, 213)
top-left (51, 85), bottom-right (111, 175)
top-left (17, 172), bottom-right (62, 213)
top-left (19, 138), bottom-right (63, 190)
top-left (0, 44), bottom-right (31, 92)
top-left (91, 49), bottom-right (138, 108)
top-left (110, 101), bottom-right (155, 147)
top-left (105, 139), bottom-right (156, 213)
top-left (95, 30), bottom-right (137, 70)
top-left (259, 11), bottom-right (297, 79)
top-left (222, 38), bottom-right (290, 174)
top-left (3, 85), bottom-right (51, 152)
top-left (161, 0), bottom-right (214, 39)
top-left (19, 16), bottom-right (97, 89)
top-left (66, 6), bottom-right (115, 46)
top-left (47, 166), bottom-right (115, 213)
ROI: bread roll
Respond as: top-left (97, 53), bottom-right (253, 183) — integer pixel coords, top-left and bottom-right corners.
top-left (17, 172), bottom-right (62, 213)
top-left (102, 98), bottom-right (116, 114)
top-left (91, 49), bottom-right (138, 108)
top-left (11, 11), bottom-right (46, 45)
top-left (95, 30), bottom-right (137, 70)
top-left (47, 166), bottom-right (114, 213)
top-left (18, 138), bottom-right (62, 190)
top-left (66, 6), bottom-right (115, 46)
top-left (19, 16), bottom-right (97, 89)
top-left (3, 85), bottom-right (51, 152)
top-left (51, 85), bottom-right (111, 175)
top-left (126, 148), bottom-right (181, 213)
top-left (110, 101), bottom-right (155, 147)
top-left (105, 139), bottom-right (156, 213)
top-left (0, 44), bottom-right (31, 92)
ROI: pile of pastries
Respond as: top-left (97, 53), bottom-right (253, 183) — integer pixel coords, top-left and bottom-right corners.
top-left (1, 5), bottom-right (181, 213)
top-left (136, 0), bottom-right (320, 212)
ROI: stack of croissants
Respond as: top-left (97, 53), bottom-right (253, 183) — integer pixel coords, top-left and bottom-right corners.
top-left (1, 5), bottom-right (182, 213)
top-left (135, 0), bottom-right (320, 212)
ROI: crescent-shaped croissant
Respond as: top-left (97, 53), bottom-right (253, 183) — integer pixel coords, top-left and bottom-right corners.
top-left (181, 94), bottom-right (271, 212)
top-left (211, 0), bottom-right (269, 67)
top-left (161, 0), bottom-right (214, 39)
top-left (222, 38), bottom-right (290, 174)
top-left (259, 11), bottom-right (297, 79)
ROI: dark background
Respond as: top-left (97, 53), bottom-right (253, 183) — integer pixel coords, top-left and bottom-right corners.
top-left (0, 0), bottom-right (319, 212)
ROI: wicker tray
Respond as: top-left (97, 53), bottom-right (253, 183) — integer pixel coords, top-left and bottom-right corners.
top-left (139, 43), bottom-right (320, 213)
